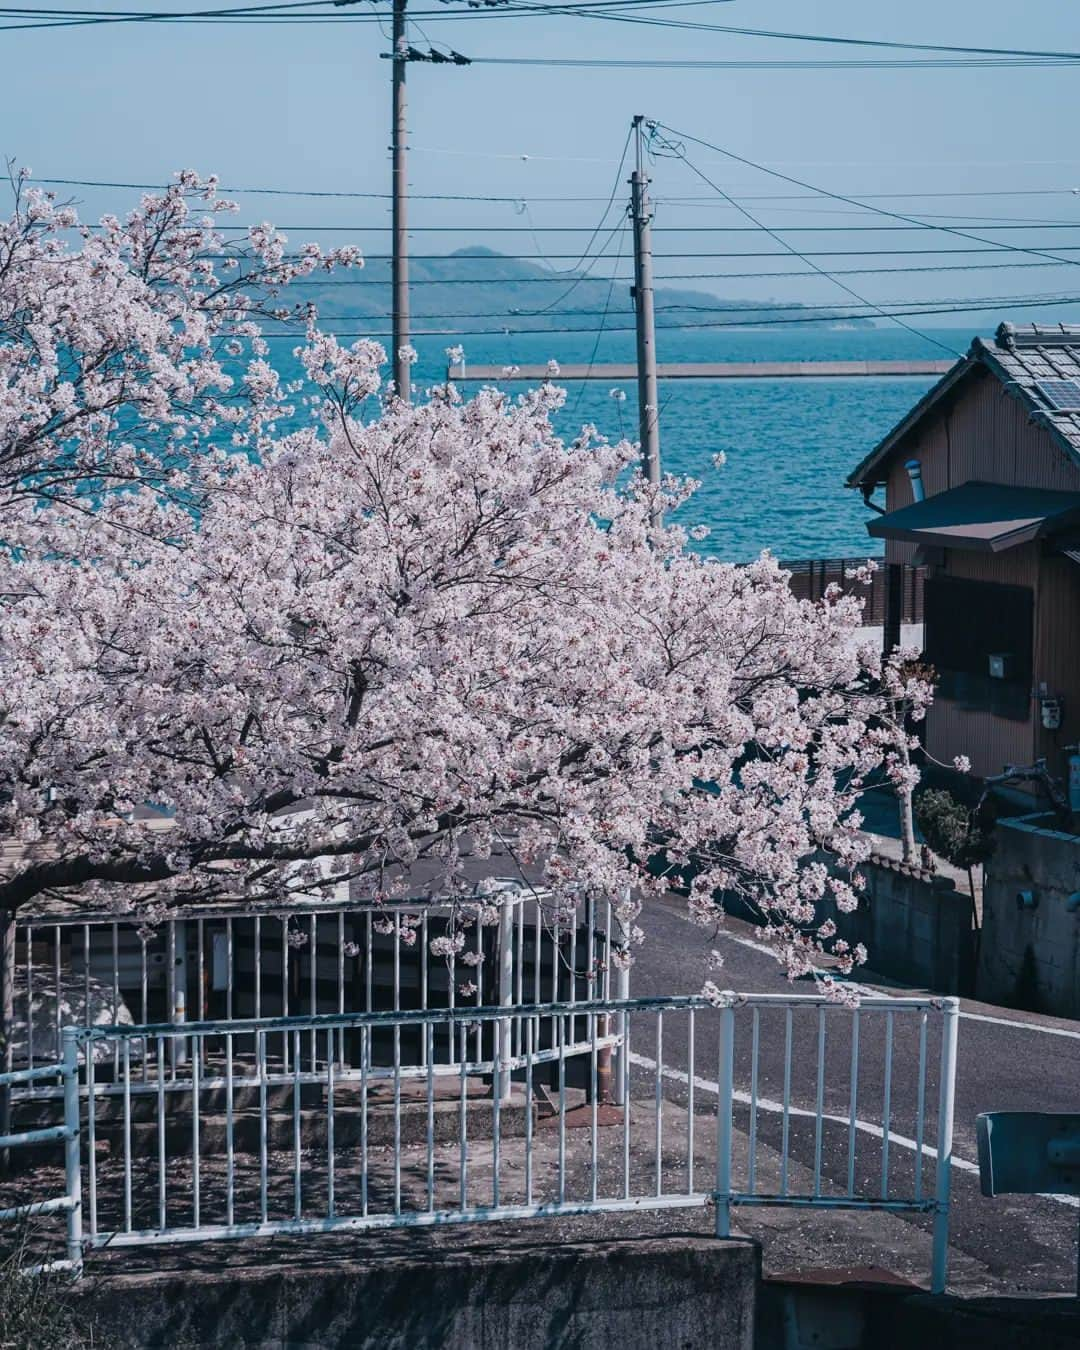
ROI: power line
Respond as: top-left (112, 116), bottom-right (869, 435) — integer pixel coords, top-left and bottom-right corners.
top-left (21, 255), bottom-right (1077, 283)
top-left (537, 10), bottom-right (1080, 61)
top-left (472, 55), bottom-right (1080, 69)
top-left (570, 207), bottom-right (627, 414)
top-left (285, 259), bottom-right (1080, 284)
top-left (33, 176), bottom-right (1080, 205)
top-left (114, 222), bottom-right (1080, 233)
top-left (43, 245), bottom-right (1080, 263)
top-left (654, 120), bottom-right (1080, 277)
top-left (6, 0), bottom-right (1080, 68)
top-left (26, 234), bottom-right (1080, 259)
top-left (647, 126), bottom-right (960, 354)
top-left (274, 289), bottom-right (1080, 321)
top-left (189, 247), bottom-right (1080, 259)
top-left (527, 125), bottom-right (632, 285)
top-left (237, 292), bottom-right (1080, 338)
top-left (0, 0), bottom-right (732, 32)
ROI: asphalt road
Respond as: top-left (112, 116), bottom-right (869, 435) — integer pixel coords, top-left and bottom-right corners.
top-left (631, 891), bottom-right (1080, 1295)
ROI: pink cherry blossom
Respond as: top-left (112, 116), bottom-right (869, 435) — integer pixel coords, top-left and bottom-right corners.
top-left (0, 173), bottom-right (931, 988)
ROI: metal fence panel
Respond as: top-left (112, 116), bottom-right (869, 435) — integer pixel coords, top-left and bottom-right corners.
top-left (9, 889), bottom-right (625, 1097)
top-left (44, 992), bottom-right (957, 1292)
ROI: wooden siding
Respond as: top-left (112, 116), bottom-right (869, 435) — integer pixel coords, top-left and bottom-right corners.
top-left (924, 544), bottom-right (1080, 783)
top-left (947, 544), bottom-right (1039, 589)
top-left (883, 536), bottom-right (917, 567)
top-left (1032, 553), bottom-right (1080, 772)
top-left (867, 362), bottom-right (1080, 783)
top-left (883, 367), bottom-right (1080, 515)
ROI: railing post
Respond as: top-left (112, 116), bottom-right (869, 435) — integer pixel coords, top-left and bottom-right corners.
top-left (0, 908), bottom-right (14, 1175)
top-left (715, 994), bottom-right (736, 1238)
top-left (884, 562), bottom-right (903, 655)
top-left (612, 891), bottom-right (632, 1107)
top-left (931, 997), bottom-right (959, 1294)
top-left (168, 920), bottom-right (188, 1070)
top-left (496, 892), bottom-right (515, 1102)
top-left (61, 1026), bottom-right (83, 1277)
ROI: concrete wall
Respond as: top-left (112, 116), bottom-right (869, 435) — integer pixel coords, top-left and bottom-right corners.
top-left (978, 814), bottom-right (1080, 1018)
top-left (825, 855), bottom-right (975, 995)
top-left (72, 1234), bottom-right (758, 1350)
top-left (758, 1280), bottom-right (1080, 1350)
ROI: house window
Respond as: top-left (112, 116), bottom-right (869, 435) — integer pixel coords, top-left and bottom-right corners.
top-left (923, 575), bottom-right (1033, 720)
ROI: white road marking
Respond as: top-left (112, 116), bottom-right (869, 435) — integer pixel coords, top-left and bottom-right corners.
top-left (628, 1050), bottom-right (1080, 1212)
top-left (954, 1009), bottom-right (1080, 1043)
top-left (711, 927), bottom-right (1080, 1043)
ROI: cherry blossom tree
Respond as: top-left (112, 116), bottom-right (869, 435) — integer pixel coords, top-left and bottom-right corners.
top-left (0, 169), bottom-right (933, 1014)
top-left (1, 318), bottom-right (928, 995)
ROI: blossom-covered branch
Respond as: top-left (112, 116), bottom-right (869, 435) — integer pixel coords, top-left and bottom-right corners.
top-left (0, 180), bottom-right (931, 983)
top-left (0, 166), bottom-right (360, 542)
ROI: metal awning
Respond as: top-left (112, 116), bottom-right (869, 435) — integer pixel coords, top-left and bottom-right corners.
top-left (867, 481), bottom-right (1080, 552)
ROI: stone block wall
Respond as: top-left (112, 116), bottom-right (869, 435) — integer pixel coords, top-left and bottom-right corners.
top-left (978, 814), bottom-right (1080, 1018)
top-left (824, 855), bottom-right (975, 995)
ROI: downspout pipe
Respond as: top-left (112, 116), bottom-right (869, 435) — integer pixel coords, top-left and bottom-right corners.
top-left (860, 484), bottom-right (886, 516)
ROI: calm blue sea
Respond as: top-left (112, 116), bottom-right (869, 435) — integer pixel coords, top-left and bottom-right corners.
top-left (278, 325), bottom-right (973, 562)
top-left (412, 325), bottom-right (972, 562)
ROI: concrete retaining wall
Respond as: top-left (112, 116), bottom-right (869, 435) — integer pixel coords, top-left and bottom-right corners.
top-left (978, 813), bottom-right (1080, 1017)
top-left (824, 855), bottom-right (975, 994)
top-left (71, 1234), bottom-right (758, 1350)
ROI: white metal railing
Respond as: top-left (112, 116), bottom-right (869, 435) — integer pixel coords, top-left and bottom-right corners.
top-left (5, 991), bottom-right (958, 1290)
top-left (8, 887), bottom-right (626, 1094)
top-left (0, 1038), bottom-right (82, 1276)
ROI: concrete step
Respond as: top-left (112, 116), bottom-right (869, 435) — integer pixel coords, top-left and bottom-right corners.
top-left (88, 1082), bottom-right (534, 1156)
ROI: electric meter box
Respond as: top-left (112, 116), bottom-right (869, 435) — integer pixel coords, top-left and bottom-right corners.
top-left (988, 653), bottom-right (1012, 680)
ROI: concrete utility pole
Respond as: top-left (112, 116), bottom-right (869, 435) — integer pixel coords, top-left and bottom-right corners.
top-left (391, 0), bottom-right (411, 401)
top-left (630, 114), bottom-right (661, 527)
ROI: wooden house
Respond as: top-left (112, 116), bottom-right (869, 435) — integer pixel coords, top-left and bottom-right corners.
top-left (846, 322), bottom-right (1080, 784)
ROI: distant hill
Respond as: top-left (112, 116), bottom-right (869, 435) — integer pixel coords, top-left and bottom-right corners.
top-left (295, 246), bottom-right (873, 334)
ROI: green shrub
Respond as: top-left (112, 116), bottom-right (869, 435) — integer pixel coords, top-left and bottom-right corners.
top-left (914, 787), bottom-right (995, 871)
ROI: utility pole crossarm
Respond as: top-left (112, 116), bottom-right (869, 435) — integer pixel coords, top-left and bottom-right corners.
top-left (630, 114), bottom-right (661, 529)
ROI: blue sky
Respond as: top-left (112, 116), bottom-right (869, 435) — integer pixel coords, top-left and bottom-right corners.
top-left (4, 0), bottom-right (1080, 326)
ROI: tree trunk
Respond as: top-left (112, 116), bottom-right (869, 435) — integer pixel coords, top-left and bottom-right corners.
top-left (898, 786), bottom-right (917, 864)
top-left (0, 907), bottom-right (14, 1175)
top-left (895, 721), bottom-right (917, 864)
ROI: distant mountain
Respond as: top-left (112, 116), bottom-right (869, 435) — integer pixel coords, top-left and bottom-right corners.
top-left (294, 246), bottom-right (873, 334)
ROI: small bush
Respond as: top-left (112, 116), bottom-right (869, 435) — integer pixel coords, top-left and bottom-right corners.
top-left (914, 787), bottom-right (996, 871)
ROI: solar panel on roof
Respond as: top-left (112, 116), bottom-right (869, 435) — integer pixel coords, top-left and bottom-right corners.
top-left (1035, 378), bottom-right (1080, 410)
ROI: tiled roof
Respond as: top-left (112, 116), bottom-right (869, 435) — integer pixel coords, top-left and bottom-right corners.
top-left (980, 323), bottom-right (1080, 461)
top-left (846, 322), bottom-right (1080, 488)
